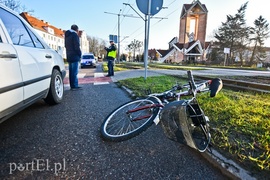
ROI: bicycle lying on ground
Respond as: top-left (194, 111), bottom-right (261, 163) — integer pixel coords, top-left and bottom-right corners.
top-left (100, 70), bottom-right (223, 152)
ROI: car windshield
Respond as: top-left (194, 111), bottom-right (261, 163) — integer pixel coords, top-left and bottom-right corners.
top-left (82, 55), bottom-right (94, 59)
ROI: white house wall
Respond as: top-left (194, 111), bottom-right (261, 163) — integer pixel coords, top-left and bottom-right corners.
top-left (34, 29), bottom-right (65, 58)
top-left (33, 29), bottom-right (89, 59)
top-left (79, 31), bottom-right (89, 54)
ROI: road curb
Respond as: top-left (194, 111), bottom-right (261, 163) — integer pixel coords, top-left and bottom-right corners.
top-left (202, 149), bottom-right (256, 180)
top-left (121, 85), bottom-right (136, 97)
top-left (119, 85), bottom-right (256, 180)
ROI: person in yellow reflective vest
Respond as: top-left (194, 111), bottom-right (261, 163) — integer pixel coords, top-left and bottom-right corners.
top-left (104, 40), bottom-right (117, 76)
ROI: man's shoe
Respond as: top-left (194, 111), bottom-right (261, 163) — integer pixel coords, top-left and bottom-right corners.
top-left (71, 86), bottom-right (82, 91)
top-left (105, 75), bottom-right (111, 77)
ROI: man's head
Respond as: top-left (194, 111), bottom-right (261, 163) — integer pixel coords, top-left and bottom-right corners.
top-left (110, 40), bottom-right (114, 44)
top-left (71, 24), bottom-right (79, 32)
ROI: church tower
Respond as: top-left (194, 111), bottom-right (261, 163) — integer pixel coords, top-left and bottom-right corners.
top-left (179, 0), bottom-right (208, 46)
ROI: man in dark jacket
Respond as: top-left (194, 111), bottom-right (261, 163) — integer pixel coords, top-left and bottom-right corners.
top-left (104, 40), bottom-right (117, 76)
top-left (65, 24), bottom-right (82, 90)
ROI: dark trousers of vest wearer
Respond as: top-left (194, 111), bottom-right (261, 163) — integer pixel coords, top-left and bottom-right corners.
top-left (107, 59), bottom-right (114, 76)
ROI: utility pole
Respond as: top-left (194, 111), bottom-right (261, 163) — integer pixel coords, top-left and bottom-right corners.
top-left (104, 9), bottom-right (121, 63)
top-left (117, 9), bottom-right (120, 62)
top-left (124, 1), bottom-right (164, 80)
top-left (104, 10), bottom-right (138, 63)
top-left (123, 3), bottom-right (149, 79)
top-left (106, 2), bottom-right (164, 68)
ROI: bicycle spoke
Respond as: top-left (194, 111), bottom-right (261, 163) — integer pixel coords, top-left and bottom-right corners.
top-left (101, 98), bottom-right (159, 141)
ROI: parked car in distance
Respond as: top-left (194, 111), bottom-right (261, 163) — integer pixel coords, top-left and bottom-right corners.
top-left (81, 53), bottom-right (97, 68)
top-left (0, 4), bottom-right (66, 123)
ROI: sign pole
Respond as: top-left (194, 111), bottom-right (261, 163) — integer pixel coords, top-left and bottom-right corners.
top-left (224, 48), bottom-right (230, 66)
top-left (143, 0), bottom-right (151, 80)
top-left (135, 0), bottom-right (163, 80)
top-left (143, 16), bottom-right (148, 80)
top-left (224, 53), bottom-right (226, 66)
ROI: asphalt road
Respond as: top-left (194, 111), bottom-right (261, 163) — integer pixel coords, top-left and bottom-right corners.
top-left (0, 65), bottom-right (228, 179)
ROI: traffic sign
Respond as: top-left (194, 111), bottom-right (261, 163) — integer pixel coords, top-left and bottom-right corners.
top-left (109, 35), bottom-right (118, 43)
top-left (136, 0), bottom-right (163, 16)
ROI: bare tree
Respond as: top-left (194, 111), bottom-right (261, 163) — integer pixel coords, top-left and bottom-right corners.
top-left (0, 0), bottom-right (20, 11)
top-left (125, 45), bottom-right (133, 62)
top-left (87, 36), bottom-right (106, 59)
top-left (0, 0), bottom-right (33, 13)
top-left (127, 39), bottom-right (143, 61)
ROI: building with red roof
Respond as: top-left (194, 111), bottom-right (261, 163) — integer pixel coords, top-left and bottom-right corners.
top-left (20, 12), bottom-right (89, 59)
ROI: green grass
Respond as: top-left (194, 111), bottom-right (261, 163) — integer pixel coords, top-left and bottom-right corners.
top-left (118, 75), bottom-right (187, 97)
top-left (102, 62), bottom-right (131, 72)
top-left (198, 91), bottom-right (270, 173)
top-left (118, 75), bottom-right (270, 177)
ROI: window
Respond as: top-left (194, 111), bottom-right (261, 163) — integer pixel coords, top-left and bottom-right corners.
top-left (0, 7), bottom-right (44, 48)
top-left (26, 26), bottom-right (44, 48)
top-left (0, 35), bottom-right (2, 43)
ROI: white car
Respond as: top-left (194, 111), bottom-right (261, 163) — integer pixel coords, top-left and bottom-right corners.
top-left (81, 53), bottom-right (97, 68)
top-left (0, 4), bottom-right (66, 123)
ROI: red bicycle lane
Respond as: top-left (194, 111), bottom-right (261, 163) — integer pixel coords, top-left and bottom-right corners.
top-left (64, 75), bottom-right (112, 85)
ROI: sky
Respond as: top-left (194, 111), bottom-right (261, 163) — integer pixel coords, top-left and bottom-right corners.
top-left (18, 0), bottom-right (270, 53)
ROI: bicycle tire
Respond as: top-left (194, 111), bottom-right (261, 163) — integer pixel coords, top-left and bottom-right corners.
top-left (186, 101), bottom-right (211, 152)
top-left (100, 97), bottom-right (160, 142)
top-left (159, 99), bottom-right (211, 152)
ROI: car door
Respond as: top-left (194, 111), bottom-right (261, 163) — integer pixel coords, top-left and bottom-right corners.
top-left (0, 18), bottom-right (23, 120)
top-left (0, 6), bottom-right (52, 103)
top-left (12, 28), bottom-right (52, 101)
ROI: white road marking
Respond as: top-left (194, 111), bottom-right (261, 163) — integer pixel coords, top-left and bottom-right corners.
top-left (94, 82), bottom-right (110, 85)
top-left (94, 73), bottom-right (105, 77)
top-left (65, 73), bottom-right (86, 78)
top-left (94, 73), bottom-right (109, 85)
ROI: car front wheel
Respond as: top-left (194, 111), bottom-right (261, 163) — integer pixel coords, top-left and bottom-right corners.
top-left (44, 69), bottom-right (64, 105)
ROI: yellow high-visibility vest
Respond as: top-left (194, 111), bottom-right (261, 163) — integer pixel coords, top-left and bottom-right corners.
top-left (108, 49), bottom-right (117, 58)
top-left (108, 45), bottom-right (116, 58)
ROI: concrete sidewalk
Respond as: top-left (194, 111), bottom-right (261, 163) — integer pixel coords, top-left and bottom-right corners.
top-left (110, 69), bottom-right (165, 82)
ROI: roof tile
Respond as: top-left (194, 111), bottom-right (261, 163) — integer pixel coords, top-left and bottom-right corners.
top-left (20, 12), bottom-right (64, 38)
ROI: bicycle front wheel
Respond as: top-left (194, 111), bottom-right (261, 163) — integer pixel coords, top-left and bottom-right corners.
top-left (100, 98), bottom-right (160, 142)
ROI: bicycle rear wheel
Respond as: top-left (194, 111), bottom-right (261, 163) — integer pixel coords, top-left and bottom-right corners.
top-left (100, 97), bottom-right (160, 142)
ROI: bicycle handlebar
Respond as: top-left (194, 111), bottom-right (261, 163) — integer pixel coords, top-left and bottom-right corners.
top-left (148, 70), bottom-right (222, 100)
